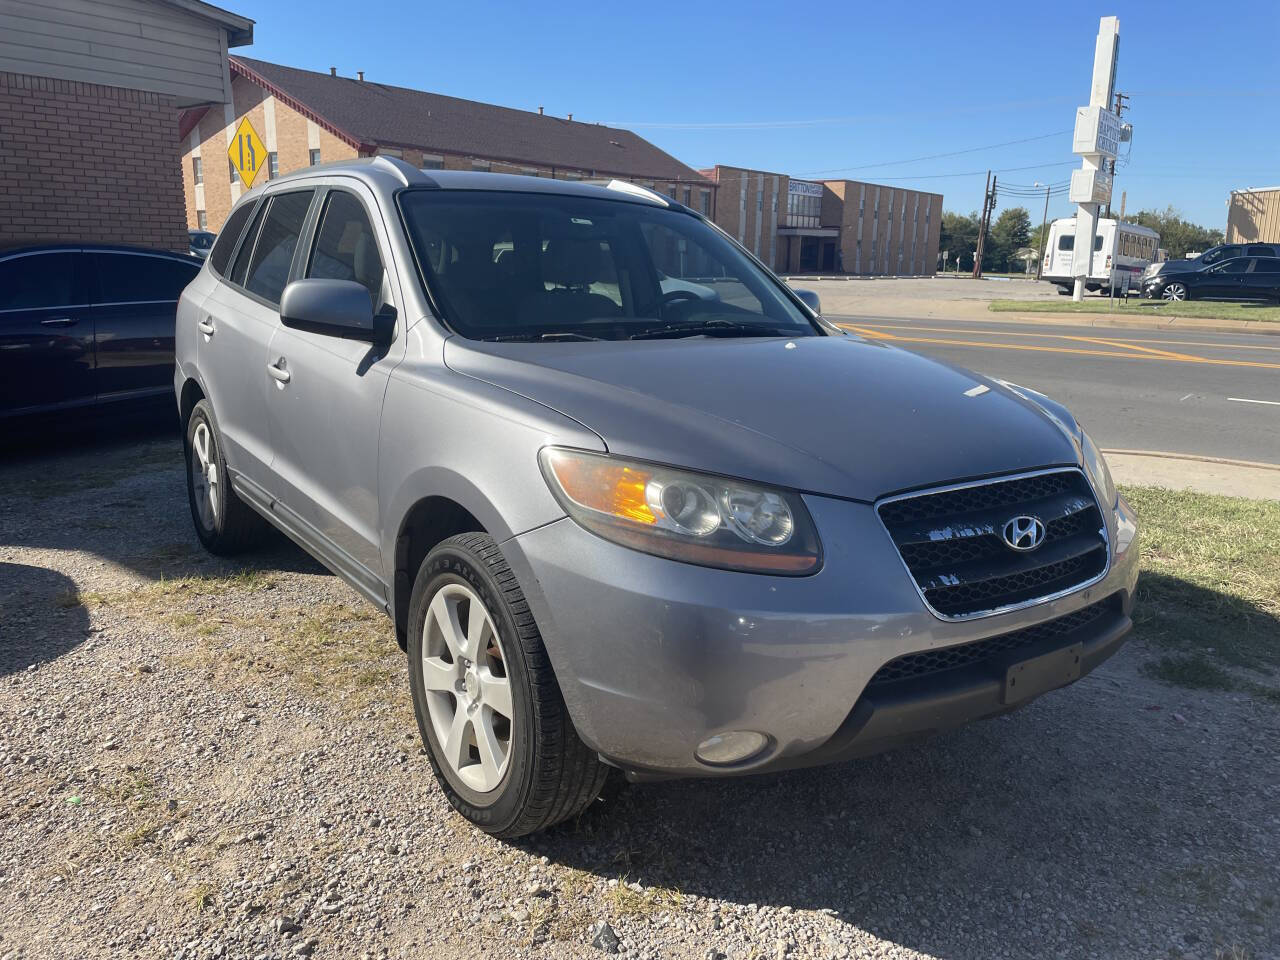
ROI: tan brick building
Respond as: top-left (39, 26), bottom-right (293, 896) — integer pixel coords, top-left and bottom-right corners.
top-left (0, 0), bottom-right (252, 254)
top-left (703, 165), bottom-right (943, 276)
top-left (180, 57), bottom-right (712, 232)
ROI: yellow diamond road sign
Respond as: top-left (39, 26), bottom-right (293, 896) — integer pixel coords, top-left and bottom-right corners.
top-left (228, 117), bottom-right (267, 189)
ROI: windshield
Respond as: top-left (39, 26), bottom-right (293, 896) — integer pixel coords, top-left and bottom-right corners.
top-left (190, 232), bottom-right (214, 249)
top-left (398, 189), bottom-right (817, 341)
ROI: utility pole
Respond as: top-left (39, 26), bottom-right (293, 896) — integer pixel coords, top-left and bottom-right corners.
top-left (1035, 182), bottom-right (1051, 280)
top-left (1118, 190), bottom-right (1126, 221)
top-left (974, 170), bottom-right (993, 279)
top-left (1069, 16), bottom-right (1123, 302)
top-left (1103, 92), bottom-right (1129, 218)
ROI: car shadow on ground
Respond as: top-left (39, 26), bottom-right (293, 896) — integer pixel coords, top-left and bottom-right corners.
top-left (528, 576), bottom-right (1277, 958)
top-left (0, 562), bottom-right (90, 677)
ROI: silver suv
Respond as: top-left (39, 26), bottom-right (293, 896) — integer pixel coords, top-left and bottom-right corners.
top-left (175, 158), bottom-right (1140, 837)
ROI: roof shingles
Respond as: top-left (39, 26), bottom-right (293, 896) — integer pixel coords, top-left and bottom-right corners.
top-left (231, 57), bottom-right (706, 184)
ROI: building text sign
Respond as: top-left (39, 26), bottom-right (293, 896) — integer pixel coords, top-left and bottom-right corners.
top-left (1072, 105), bottom-right (1121, 159)
top-left (228, 117), bottom-right (267, 189)
top-left (1069, 167), bottom-right (1113, 205)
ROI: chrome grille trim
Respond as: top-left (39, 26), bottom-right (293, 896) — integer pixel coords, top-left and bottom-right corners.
top-left (876, 467), bottom-right (1112, 622)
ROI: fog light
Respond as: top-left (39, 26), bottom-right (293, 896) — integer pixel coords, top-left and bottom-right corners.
top-left (695, 730), bottom-right (770, 766)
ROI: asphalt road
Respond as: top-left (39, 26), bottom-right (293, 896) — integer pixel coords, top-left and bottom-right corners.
top-left (830, 313), bottom-right (1280, 465)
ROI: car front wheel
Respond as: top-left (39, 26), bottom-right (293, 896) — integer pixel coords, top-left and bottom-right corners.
top-left (1162, 282), bottom-right (1189, 301)
top-left (407, 533), bottom-right (608, 838)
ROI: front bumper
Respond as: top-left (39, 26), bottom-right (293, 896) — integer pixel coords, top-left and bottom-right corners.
top-left (502, 491), bottom-right (1140, 779)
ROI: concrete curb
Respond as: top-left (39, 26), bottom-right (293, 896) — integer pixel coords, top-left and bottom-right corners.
top-left (992, 310), bottom-right (1280, 336)
top-left (1102, 449), bottom-right (1280, 472)
top-left (1102, 449), bottom-right (1280, 500)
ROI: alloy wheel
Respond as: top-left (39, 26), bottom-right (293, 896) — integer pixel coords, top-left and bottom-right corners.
top-left (420, 583), bottom-right (514, 793)
top-left (190, 421), bottom-right (219, 529)
top-left (1162, 283), bottom-right (1187, 301)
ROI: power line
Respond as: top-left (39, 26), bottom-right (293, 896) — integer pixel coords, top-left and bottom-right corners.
top-left (802, 130), bottom-right (1071, 174)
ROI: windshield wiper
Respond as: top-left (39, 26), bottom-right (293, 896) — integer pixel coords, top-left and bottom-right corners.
top-left (486, 331), bottom-right (603, 342)
top-left (630, 319), bottom-right (801, 340)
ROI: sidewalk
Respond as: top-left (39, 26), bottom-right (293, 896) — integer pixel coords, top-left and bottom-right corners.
top-left (790, 279), bottom-right (1280, 336)
top-left (1105, 450), bottom-right (1280, 500)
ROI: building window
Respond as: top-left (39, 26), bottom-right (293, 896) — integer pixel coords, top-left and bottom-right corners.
top-left (192, 156), bottom-right (203, 186)
top-left (522, 167), bottom-right (539, 177)
top-left (228, 159), bottom-right (238, 184)
top-left (268, 152), bottom-right (279, 180)
top-left (421, 155), bottom-right (443, 170)
top-left (309, 148), bottom-right (321, 166)
top-left (472, 159), bottom-right (491, 172)
top-left (197, 209), bottom-right (208, 229)
top-left (682, 187), bottom-right (691, 206)
top-left (700, 190), bottom-right (711, 215)
top-left (380, 147), bottom-right (403, 159)
top-left (562, 171), bottom-right (581, 181)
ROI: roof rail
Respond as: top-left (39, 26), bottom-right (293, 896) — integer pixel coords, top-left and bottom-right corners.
top-left (604, 179), bottom-right (669, 206)
top-left (370, 155), bottom-right (427, 187)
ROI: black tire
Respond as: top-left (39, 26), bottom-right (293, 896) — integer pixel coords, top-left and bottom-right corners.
top-left (407, 533), bottom-right (607, 838)
top-left (1057, 285), bottom-right (1072, 296)
top-left (184, 399), bottom-right (269, 555)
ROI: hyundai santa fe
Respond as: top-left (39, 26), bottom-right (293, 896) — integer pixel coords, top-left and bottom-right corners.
top-left (174, 157), bottom-right (1139, 838)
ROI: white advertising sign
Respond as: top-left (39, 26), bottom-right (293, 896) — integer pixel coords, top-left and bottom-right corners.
top-left (1072, 105), bottom-right (1122, 159)
top-left (788, 180), bottom-right (824, 197)
top-left (1070, 168), bottom-right (1113, 205)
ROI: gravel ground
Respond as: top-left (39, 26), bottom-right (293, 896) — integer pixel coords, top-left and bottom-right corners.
top-left (1, 432), bottom-right (1277, 960)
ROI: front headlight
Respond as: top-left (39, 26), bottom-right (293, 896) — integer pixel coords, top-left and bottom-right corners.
top-left (539, 447), bottom-right (822, 575)
top-left (1080, 429), bottom-right (1117, 510)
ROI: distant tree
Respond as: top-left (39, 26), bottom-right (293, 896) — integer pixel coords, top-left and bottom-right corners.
top-left (1129, 206), bottom-right (1224, 258)
top-left (940, 211), bottom-right (981, 272)
top-left (989, 207), bottom-right (1032, 272)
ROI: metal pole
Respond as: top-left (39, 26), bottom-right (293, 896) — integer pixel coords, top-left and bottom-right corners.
top-left (1036, 184), bottom-right (1050, 280)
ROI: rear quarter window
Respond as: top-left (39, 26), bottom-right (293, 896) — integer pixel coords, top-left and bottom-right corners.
top-left (209, 201), bottom-right (258, 276)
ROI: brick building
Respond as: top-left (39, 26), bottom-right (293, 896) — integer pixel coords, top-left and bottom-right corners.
top-left (180, 57), bottom-right (712, 232)
top-left (703, 165), bottom-right (943, 276)
top-left (0, 0), bottom-right (252, 254)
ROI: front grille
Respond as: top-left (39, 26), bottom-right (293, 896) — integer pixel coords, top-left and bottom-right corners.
top-left (867, 596), bottom-right (1114, 687)
top-left (878, 468), bottom-right (1108, 620)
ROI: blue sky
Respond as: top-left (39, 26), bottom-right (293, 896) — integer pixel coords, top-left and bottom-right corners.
top-left (240, 0), bottom-right (1278, 229)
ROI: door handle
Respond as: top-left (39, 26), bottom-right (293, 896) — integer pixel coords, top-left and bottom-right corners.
top-left (196, 318), bottom-right (215, 336)
top-left (40, 317), bottom-right (77, 328)
top-left (267, 359), bottom-right (291, 384)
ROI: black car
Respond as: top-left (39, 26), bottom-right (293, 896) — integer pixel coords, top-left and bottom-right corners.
top-left (1143, 241), bottom-right (1280, 282)
top-left (0, 244), bottom-right (201, 427)
top-left (1141, 256), bottom-right (1280, 302)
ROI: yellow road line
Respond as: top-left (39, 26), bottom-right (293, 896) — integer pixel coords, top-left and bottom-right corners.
top-left (839, 320), bottom-right (1280, 352)
top-left (839, 324), bottom-right (1280, 371)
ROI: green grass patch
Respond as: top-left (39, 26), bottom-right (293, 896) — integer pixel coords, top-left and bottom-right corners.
top-left (989, 298), bottom-right (1280, 322)
top-left (1123, 486), bottom-right (1280, 699)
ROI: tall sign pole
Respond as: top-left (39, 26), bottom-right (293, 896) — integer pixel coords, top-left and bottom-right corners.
top-left (1069, 16), bottom-right (1121, 302)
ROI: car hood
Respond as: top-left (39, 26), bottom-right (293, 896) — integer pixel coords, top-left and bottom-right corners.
top-left (444, 333), bottom-right (1081, 501)
top-left (1151, 259), bottom-right (1195, 276)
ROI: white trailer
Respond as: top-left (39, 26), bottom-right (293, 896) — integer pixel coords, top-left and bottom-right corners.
top-left (1042, 217), bottom-right (1160, 294)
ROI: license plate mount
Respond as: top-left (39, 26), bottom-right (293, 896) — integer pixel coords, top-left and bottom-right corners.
top-left (1002, 642), bottom-right (1083, 705)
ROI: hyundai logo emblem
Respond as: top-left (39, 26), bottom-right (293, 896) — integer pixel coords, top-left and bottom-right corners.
top-left (1002, 515), bottom-right (1046, 552)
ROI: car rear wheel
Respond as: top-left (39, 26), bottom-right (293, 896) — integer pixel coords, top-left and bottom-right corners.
top-left (407, 533), bottom-right (608, 838)
top-left (184, 399), bottom-right (270, 554)
top-left (1162, 282), bottom-right (1189, 301)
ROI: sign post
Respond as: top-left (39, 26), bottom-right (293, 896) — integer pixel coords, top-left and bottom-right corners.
top-left (1070, 17), bottom-right (1121, 302)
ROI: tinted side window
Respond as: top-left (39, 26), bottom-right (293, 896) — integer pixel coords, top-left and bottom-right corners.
top-left (1093, 235), bottom-right (1103, 252)
top-left (229, 201), bottom-right (268, 286)
top-left (1246, 245), bottom-right (1276, 258)
top-left (306, 191), bottom-right (385, 307)
top-left (209, 201), bottom-right (257, 276)
top-left (92, 253), bottom-right (199, 303)
top-left (1201, 246), bottom-right (1242, 266)
top-left (244, 191), bottom-right (314, 305)
top-left (1221, 259), bottom-right (1252, 275)
top-left (1253, 259), bottom-right (1280, 274)
top-left (1057, 235), bottom-right (1074, 251)
top-left (0, 253), bottom-right (77, 310)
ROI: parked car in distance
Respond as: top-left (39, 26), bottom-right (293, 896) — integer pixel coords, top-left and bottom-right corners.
top-left (189, 229), bottom-right (216, 259)
top-left (1142, 242), bottom-right (1280, 282)
top-left (176, 158), bottom-right (1140, 838)
top-left (0, 244), bottom-right (201, 428)
top-left (1141, 256), bottom-right (1280, 301)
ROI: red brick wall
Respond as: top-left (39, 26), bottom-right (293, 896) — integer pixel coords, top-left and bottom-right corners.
top-left (0, 71), bottom-right (188, 254)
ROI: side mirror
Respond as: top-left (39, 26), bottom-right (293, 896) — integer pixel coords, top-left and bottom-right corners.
top-left (793, 288), bottom-right (822, 315)
top-left (280, 279), bottom-right (376, 340)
